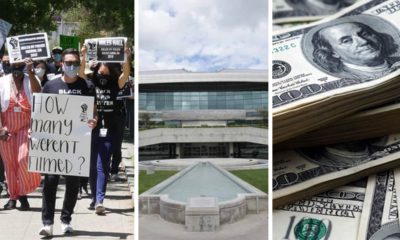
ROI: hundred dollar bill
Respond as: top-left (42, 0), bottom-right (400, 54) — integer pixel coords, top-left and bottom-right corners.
top-left (273, 0), bottom-right (356, 24)
top-left (357, 171), bottom-right (399, 240)
top-left (273, 21), bottom-right (312, 32)
top-left (273, 0), bottom-right (400, 143)
top-left (273, 134), bottom-right (400, 207)
top-left (274, 183), bottom-right (366, 240)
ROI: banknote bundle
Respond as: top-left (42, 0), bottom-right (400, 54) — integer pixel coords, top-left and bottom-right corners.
top-left (273, 0), bottom-right (400, 204)
top-left (273, 0), bottom-right (400, 143)
top-left (273, 0), bottom-right (358, 24)
top-left (274, 171), bottom-right (400, 239)
top-left (276, 101), bottom-right (400, 150)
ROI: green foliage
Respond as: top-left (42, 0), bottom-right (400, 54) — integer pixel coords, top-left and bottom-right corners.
top-left (77, 0), bottom-right (134, 39)
top-left (139, 170), bottom-right (178, 194)
top-left (0, 0), bottom-right (134, 40)
top-left (0, 0), bottom-right (77, 35)
top-left (230, 169), bottom-right (268, 193)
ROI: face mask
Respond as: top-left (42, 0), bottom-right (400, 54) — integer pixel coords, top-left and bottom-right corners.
top-left (35, 68), bottom-right (46, 78)
top-left (11, 65), bottom-right (25, 78)
top-left (54, 54), bottom-right (62, 62)
top-left (63, 65), bottom-right (80, 78)
top-left (2, 62), bottom-right (10, 74)
top-left (98, 74), bottom-right (110, 86)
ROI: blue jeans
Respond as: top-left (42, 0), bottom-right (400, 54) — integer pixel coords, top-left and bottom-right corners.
top-left (90, 131), bottom-right (114, 204)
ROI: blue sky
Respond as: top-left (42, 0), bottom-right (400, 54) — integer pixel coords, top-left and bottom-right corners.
top-left (139, 0), bottom-right (268, 72)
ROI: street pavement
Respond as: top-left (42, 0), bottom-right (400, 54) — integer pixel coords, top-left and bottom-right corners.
top-left (0, 136), bottom-right (135, 240)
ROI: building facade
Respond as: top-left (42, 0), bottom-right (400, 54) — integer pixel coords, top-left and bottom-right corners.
top-left (139, 69), bottom-right (268, 160)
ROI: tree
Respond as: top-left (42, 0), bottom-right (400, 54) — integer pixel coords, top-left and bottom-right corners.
top-left (139, 112), bottom-right (152, 129)
top-left (257, 108), bottom-right (268, 127)
top-left (0, 0), bottom-right (80, 35)
top-left (79, 0), bottom-right (134, 39)
top-left (0, 0), bottom-right (134, 40)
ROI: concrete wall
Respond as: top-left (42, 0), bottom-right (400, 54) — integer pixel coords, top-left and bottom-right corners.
top-left (139, 127), bottom-right (268, 147)
top-left (139, 69), bottom-right (268, 84)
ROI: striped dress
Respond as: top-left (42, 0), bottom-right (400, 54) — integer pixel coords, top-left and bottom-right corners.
top-left (0, 87), bottom-right (41, 200)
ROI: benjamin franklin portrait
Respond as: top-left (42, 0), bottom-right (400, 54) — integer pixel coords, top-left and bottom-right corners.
top-left (302, 15), bottom-right (400, 84)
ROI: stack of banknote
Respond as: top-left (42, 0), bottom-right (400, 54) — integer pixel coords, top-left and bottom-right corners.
top-left (273, 1), bottom-right (400, 238)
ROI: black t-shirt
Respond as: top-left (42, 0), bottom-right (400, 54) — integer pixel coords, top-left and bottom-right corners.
top-left (42, 76), bottom-right (95, 97)
top-left (92, 73), bottom-right (121, 130)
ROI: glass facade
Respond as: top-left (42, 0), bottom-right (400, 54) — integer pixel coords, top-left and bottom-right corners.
top-left (139, 91), bottom-right (267, 111)
top-left (139, 142), bottom-right (268, 160)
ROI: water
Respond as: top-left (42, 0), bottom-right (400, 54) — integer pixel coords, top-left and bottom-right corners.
top-left (157, 162), bottom-right (251, 202)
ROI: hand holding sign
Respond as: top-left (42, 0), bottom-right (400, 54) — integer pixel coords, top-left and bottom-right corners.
top-left (6, 33), bottom-right (50, 63)
top-left (84, 37), bottom-right (127, 63)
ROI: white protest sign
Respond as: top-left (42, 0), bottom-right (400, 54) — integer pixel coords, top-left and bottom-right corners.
top-left (29, 93), bottom-right (94, 177)
top-left (6, 32), bottom-right (50, 63)
top-left (85, 37), bottom-right (127, 62)
top-left (0, 19), bottom-right (11, 49)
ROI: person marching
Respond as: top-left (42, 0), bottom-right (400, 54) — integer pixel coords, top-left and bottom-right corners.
top-left (80, 44), bottom-right (131, 214)
top-left (39, 48), bottom-right (98, 236)
top-left (0, 58), bottom-right (42, 210)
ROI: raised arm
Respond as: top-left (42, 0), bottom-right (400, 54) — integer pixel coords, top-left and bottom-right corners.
top-left (25, 58), bottom-right (41, 93)
top-left (118, 47), bottom-right (132, 89)
top-left (79, 45), bottom-right (88, 80)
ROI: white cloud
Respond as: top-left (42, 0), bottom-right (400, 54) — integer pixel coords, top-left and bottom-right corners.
top-left (139, 0), bottom-right (268, 71)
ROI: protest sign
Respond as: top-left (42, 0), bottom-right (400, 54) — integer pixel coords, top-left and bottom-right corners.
top-left (6, 32), bottom-right (50, 63)
top-left (85, 37), bottom-right (127, 62)
top-left (0, 19), bottom-right (11, 50)
top-left (60, 35), bottom-right (80, 50)
top-left (28, 93), bottom-right (94, 177)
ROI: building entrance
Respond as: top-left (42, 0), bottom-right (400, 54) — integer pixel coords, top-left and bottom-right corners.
top-left (181, 143), bottom-right (228, 158)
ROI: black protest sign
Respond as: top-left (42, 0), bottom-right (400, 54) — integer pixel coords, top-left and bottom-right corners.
top-left (7, 33), bottom-right (50, 63)
top-left (85, 37), bottom-right (126, 62)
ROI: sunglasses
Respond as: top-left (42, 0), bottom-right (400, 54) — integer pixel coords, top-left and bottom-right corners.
top-left (63, 61), bottom-right (80, 67)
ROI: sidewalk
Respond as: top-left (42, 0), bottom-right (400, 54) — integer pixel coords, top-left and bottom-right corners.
top-left (0, 136), bottom-right (135, 240)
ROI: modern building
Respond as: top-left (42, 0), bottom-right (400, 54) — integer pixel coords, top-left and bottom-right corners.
top-left (139, 69), bottom-right (268, 161)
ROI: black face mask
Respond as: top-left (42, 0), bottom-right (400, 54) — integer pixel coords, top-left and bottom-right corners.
top-left (98, 74), bottom-right (110, 86)
top-left (2, 62), bottom-right (10, 74)
top-left (11, 65), bottom-right (25, 78)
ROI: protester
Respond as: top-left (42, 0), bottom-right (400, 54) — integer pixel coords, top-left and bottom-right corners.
top-left (80, 45), bottom-right (131, 214)
top-left (0, 58), bottom-right (42, 210)
top-left (110, 97), bottom-right (126, 182)
top-left (47, 46), bottom-right (63, 75)
top-left (33, 60), bottom-right (50, 87)
top-left (39, 48), bottom-right (97, 237)
top-left (1, 55), bottom-right (11, 76)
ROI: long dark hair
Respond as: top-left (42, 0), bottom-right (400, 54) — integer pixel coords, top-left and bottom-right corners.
top-left (92, 62), bottom-right (122, 82)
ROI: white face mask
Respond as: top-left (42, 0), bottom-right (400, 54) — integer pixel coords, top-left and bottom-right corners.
top-left (63, 65), bottom-right (80, 78)
top-left (35, 68), bottom-right (46, 78)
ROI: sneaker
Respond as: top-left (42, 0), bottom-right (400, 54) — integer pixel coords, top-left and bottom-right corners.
top-left (3, 199), bottom-right (16, 210)
top-left (89, 200), bottom-right (95, 210)
top-left (61, 222), bottom-right (73, 234)
top-left (77, 189), bottom-right (82, 200)
top-left (19, 195), bottom-right (30, 211)
top-left (110, 174), bottom-right (126, 182)
top-left (39, 225), bottom-right (53, 236)
top-left (95, 203), bottom-right (105, 214)
top-left (82, 184), bottom-right (89, 196)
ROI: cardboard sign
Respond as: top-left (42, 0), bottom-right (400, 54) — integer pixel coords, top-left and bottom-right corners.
top-left (6, 32), bottom-right (50, 63)
top-left (85, 37), bottom-right (127, 62)
top-left (29, 93), bottom-right (94, 177)
top-left (60, 35), bottom-right (80, 50)
top-left (0, 19), bottom-right (11, 49)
